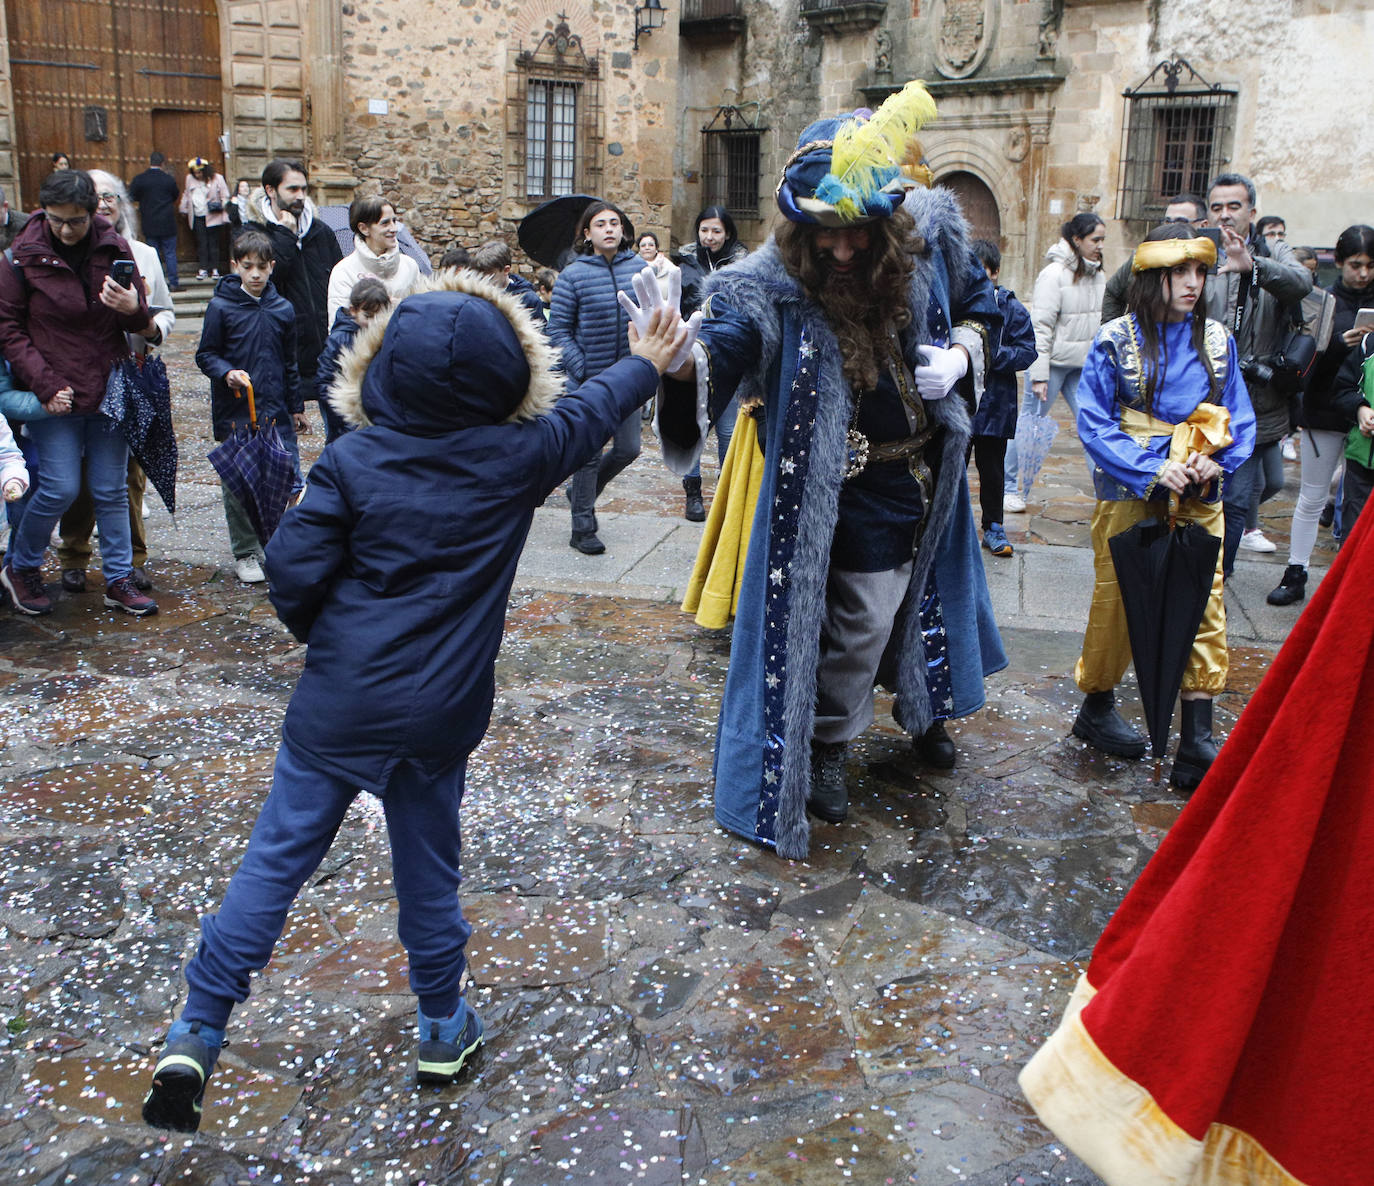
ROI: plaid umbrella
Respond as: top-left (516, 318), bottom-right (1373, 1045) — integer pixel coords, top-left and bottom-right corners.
top-left (207, 382), bottom-right (297, 546)
top-left (100, 354), bottom-right (178, 513)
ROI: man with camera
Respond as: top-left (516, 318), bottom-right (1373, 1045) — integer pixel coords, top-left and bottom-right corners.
top-left (1203, 172), bottom-right (1313, 578)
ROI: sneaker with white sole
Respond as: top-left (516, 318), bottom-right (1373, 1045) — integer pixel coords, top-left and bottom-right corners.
top-left (105, 576), bottom-right (158, 616)
top-left (234, 556), bottom-right (266, 584)
top-left (1239, 529), bottom-right (1277, 553)
top-left (417, 1000), bottom-right (485, 1085)
top-left (2, 562), bottom-right (52, 615)
top-left (1003, 492), bottom-right (1027, 513)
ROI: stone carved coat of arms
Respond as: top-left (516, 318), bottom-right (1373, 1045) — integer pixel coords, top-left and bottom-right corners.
top-left (933, 0), bottom-right (994, 78)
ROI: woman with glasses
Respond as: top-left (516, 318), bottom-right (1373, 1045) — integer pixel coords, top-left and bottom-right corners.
top-left (0, 169), bottom-right (159, 616)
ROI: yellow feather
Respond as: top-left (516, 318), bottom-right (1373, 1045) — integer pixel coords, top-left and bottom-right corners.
top-left (829, 81), bottom-right (938, 198)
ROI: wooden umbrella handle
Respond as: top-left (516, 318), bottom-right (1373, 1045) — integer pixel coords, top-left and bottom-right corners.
top-left (245, 379), bottom-right (257, 430)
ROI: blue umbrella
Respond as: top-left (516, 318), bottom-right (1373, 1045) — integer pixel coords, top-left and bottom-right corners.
top-left (207, 382), bottom-right (297, 546)
top-left (100, 354), bottom-right (178, 514)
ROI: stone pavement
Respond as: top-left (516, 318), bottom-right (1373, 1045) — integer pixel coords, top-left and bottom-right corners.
top-left (0, 335), bottom-right (1317, 1184)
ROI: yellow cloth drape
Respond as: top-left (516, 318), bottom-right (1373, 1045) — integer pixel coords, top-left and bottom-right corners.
top-left (681, 411), bottom-right (765, 629)
top-left (1119, 403), bottom-right (1233, 477)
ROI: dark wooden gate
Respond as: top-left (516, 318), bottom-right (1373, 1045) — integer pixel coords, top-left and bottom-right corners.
top-left (936, 170), bottom-right (1002, 246)
top-left (5, 0), bottom-right (222, 221)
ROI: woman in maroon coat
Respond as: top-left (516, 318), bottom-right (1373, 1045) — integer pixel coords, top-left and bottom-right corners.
top-left (0, 169), bottom-right (159, 616)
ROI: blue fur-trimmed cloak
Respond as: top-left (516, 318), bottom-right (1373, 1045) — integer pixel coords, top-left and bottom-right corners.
top-left (661, 187), bottom-right (1007, 860)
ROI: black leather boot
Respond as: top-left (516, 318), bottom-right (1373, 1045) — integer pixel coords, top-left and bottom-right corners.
top-left (1171, 698), bottom-right (1219, 792)
top-left (683, 476), bottom-right (706, 522)
top-left (808, 740), bottom-right (849, 823)
top-left (1265, 563), bottom-right (1307, 606)
top-left (1072, 690), bottom-right (1147, 759)
top-left (913, 720), bottom-right (957, 769)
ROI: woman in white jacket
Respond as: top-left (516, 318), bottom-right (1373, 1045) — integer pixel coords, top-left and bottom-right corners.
top-left (1005, 212), bottom-right (1106, 509)
top-left (326, 196), bottom-right (421, 322)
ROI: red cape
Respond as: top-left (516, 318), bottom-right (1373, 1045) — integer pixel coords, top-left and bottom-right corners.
top-left (1021, 507), bottom-right (1374, 1184)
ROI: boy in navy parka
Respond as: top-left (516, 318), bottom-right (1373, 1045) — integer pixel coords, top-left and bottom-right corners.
top-left (143, 269), bottom-right (689, 1133)
top-left (195, 229), bottom-right (307, 582)
top-left (314, 275), bottom-right (390, 444)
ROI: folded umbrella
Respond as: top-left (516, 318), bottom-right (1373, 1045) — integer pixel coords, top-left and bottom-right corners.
top-left (101, 354), bottom-right (178, 514)
top-left (207, 381), bottom-right (297, 546)
top-left (518, 194), bottom-right (631, 270)
top-left (1013, 401), bottom-right (1059, 498)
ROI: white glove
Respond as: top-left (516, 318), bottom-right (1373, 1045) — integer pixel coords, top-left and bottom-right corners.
top-left (618, 270), bottom-right (703, 373)
top-left (912, 344), bottom-right (969, 401)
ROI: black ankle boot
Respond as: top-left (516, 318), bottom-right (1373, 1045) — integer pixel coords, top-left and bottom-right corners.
top-left (913, 720), bottom-right (956, 769)
top-left (683, 476), bottom-right (705, 522)
top-left (1265, 563), bottom-right (1307, 606)
top-left (1171, 698), bottom-right (1218, 792)
top-left (808, 740), bottom-right (849, 823)
top-left (1072, 690), bottom-right (1147, 759)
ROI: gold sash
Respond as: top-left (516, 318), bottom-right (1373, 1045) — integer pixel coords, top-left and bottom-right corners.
top-left (1119, 403), bottom-right (1232, 465)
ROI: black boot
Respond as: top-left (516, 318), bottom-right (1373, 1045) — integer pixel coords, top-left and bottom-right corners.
top-left (683, 476), bottom-right (706, 522)
top-left (1072, 690), bottom-right (1147, 759)
top-left (808, 740), bottom-right (849, 823)
top-left (1265, 563), bottom-right (1307, 606)
top-left (913, 720), bottom-right (956, 769)
top-left (569, 531), bottom-right (606, 555)
top-left (1171, 698), bottom-right (1219, 792)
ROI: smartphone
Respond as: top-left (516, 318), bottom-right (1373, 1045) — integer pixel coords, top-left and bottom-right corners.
top-left (1356, 308), bottom-right (1374, 329)
top-left (110, 259), bottom-right (136, 288)
top-left (1195, 227), bottom-right (1223, 272)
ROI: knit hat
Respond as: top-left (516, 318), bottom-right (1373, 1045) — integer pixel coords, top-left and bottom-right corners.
top-left (776, 80), bottom-right (937, 226)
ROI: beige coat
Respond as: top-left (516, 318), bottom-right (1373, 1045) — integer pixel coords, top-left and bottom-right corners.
top-left (1029, 239), bottom-right (1105, 381)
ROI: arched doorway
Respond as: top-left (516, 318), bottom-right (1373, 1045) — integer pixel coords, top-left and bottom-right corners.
top-left (5, 0), bottom-right (222, 217)
top-left (936, 170), bottom-right (1001, 245)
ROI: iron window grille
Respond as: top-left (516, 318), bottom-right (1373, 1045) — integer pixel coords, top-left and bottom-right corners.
top-left (701, 106), bottom-right (767, 219)
top-left (1116, 58), bottom-right (1236, 226)
top-left (509, 18), bottom-right (602, 202)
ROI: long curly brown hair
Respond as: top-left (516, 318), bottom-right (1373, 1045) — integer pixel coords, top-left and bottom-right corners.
top-left (776, 210), bottom-right (918, 391)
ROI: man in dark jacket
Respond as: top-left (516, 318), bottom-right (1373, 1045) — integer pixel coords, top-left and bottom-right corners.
top-left (245, 159), bottom-right (342, 416)
top-left (1201, 171), bottom-right (1313, 576)
top-left (0, 182), bottom-right (30, 253)
top-left (128, 152), bottom-right (182, 290)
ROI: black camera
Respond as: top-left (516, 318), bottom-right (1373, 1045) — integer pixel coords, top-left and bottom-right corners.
top-left (1240, 355), bottom-right (1276, 386)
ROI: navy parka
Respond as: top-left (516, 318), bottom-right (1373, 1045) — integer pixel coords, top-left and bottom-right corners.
top-left (265, 273), bottom-right (660, 792)
top-left (195, 275), bottom-right (301, 440)
top-left (971, 285), bottom-right (1038, 439)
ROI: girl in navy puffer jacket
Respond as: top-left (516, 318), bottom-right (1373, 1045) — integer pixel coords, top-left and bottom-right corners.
top-left (142, 269), bottom-right (688, 1133)
top-left (547, 200), bottom-right (652, 554)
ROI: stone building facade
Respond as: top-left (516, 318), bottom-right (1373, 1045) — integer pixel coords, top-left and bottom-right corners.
top-left (0, 0), bottom-right (1369, 284)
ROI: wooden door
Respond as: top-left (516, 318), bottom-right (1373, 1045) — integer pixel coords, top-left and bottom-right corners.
top-left (937, 171), bottom-right (1002, 246)
top-left (5, 0), bottom-right (222, 215)
top-left (152, 108), bottom-right (223, 265)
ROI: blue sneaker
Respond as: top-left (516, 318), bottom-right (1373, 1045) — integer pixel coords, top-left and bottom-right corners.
top-left (417, 1000), bottom-right (485, 1085)
top-left (142, 1019), bottom-right (224, 1132)
top-left (982, 523), bottom-right (1013, 557)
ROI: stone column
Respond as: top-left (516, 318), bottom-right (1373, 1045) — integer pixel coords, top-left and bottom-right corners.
top-left (305, 0), bottom-right (355, 204)
top-left (0, 2), bottom-right (21, 209)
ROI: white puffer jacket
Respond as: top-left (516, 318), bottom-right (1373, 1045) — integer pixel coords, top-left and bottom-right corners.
top-left (1028, 239), bottom-right (1105, 381)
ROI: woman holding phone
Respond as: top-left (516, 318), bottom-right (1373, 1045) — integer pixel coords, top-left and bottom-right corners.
top-left (1267, 224), bottom-right (1374, 606)
top-left (0, 169), bottom-right (159, 617)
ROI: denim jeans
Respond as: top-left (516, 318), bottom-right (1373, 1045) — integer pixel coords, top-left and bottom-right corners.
top-left (1005, 365), bottom-right (1083, 493)
top-left (1222, 441), bottom-right (1284, 577)
top-left (147, 235), bottom-right (179, 288)
top-left (10, 413), bottom-right (133, 583)
top-left (687, 397), bottom-right (739, 479)
top-left (568, 410), bottom-right (642, 535)
top-left (184, 740), bottom-right (472, 1029)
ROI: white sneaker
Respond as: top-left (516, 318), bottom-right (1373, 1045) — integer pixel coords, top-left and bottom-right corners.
top-left (234, 556), bottom-right (266, 583)
top-left (1239, 529), bottom-right (1277, 553)
top-left (1004, 492), bottom-right (1027, 513)
top-left (1281, 437), bottom-right (1298, 461)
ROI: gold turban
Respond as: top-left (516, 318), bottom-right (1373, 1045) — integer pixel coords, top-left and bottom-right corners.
top-left (1131, 237), bottom-right (1217, 273)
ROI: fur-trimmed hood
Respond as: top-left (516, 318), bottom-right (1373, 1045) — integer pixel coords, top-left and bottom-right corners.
top-left (329, 268), bottom-right (562, 436)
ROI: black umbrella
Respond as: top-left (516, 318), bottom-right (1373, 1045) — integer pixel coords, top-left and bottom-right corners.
top-left (518, 194), bottom-right (632, 269)
top-left (100, 355), bottom-right (178, 514)
top-left (1108, 508), bottom-right (1222, 776)
top-left (207, 382), bottom-right (298, 546)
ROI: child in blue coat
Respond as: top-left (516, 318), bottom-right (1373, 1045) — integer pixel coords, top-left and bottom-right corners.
top-left (195, 229), bottom-right (306, 583)
top-left (969, 239), bottom-right (1038, 556)
top-left (315, 275), bottom-right (390, 444)
top-left (143, 269), bottom-right (690, 1133)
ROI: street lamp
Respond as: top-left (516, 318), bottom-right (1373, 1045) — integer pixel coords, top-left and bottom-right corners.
top-left (634, 0), bottom-right (665, 49)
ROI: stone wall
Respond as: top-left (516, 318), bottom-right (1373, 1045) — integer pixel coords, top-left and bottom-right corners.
top-left (338, 0), bottom-right (677, 268)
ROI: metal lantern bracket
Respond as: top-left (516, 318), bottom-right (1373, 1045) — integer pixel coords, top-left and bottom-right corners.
top-left (635, 0), bottom-right (666, 49)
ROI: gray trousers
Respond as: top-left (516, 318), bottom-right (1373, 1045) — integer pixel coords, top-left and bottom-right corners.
top-left (812, 560), bottom-right (913, 745)
top-left (569, 411), bottom-right (642, 535)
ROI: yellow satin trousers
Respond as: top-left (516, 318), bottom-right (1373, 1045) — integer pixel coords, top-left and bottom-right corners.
top-left (1074, 497), bottom-right (1228, 696)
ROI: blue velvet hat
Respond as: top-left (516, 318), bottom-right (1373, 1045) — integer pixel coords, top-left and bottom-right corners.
top-left (776, 81), bottom-right (937, 226)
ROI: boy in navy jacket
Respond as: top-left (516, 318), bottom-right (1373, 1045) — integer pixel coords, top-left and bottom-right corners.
top-left (195, 229), bottom-right (307, 582)
top-left (314, 275), bottom-right (389, 444)
top-left (143, 270), bottom-right (691, 1133)
top-left (969, 239), bottom-right (1038, 556)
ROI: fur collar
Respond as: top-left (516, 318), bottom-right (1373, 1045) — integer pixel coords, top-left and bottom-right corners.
top-left (328, 268), bottom-right (564, 429)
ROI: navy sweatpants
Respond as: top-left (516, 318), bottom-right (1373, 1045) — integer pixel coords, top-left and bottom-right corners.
top-left (183, 740), bottom-right (472, 1028)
